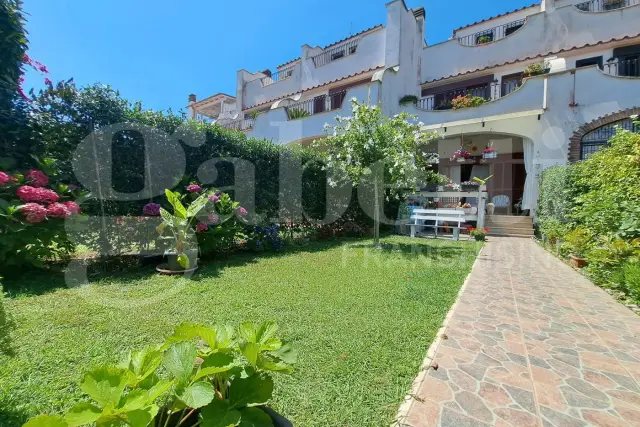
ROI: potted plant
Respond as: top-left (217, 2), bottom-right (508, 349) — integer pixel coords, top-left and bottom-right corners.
top-left (483, 146), bottom-right (498, 159)
top-left (461, 181), bottom-right (480, 192)
top-left (450, 149), bottom-right (471, 163)
top-left (565, 226), bottom-right (592, 268)
top-left (443, 182), bottom-right (460, 192)
top-left (421, 170), bottom-right (449, 191)
top-left (469, 228), bottom-right (489, 241)
top-left (523, 62), bottom-right (549, 77)
top-left (399, 95), bottom-right (419, 106)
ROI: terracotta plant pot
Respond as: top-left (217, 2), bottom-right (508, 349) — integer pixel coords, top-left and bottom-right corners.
top-left (569, 254), bottom-right (588, 268)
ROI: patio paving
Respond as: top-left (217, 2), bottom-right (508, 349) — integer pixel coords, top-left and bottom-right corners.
top-left (401, 237), bottom-right (640, 427)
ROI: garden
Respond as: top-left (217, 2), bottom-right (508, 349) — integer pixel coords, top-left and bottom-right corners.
top-left (537, 115), bottom-right (640, 305)
top-left (0, 1), bottom-right (484, 426)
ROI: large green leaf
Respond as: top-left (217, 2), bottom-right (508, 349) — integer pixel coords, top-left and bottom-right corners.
top-left (162, 342), bottom-right (196, 384)
top-left (124, 405), bottom-right (159, 427)
top-left (200, 400), bottom-right (241, 427)
top-left (80, 366), bottom-right (130, 407)
top-left (229, 373), bottom-right (273, 409)
top-left (165, 189), bottom-right (187, 219)
top-left (180, 381), bottom-right (215, 409)
top-left (238, 407), bottom-right (273, 427)
top-left (23, 415), bottom-right (69, 427)
top-left (65, 402), bottom-right (102, 426)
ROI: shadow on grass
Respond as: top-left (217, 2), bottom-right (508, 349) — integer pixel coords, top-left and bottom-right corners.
top-left (1, 237), bottom-right (366, 298)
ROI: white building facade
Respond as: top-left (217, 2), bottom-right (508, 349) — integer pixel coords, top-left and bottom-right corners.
top-left (188, 0), bottom-right (640, 216)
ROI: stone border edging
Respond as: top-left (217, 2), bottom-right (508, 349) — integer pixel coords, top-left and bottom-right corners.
top-left (393, 243), bottom-right (487, 427)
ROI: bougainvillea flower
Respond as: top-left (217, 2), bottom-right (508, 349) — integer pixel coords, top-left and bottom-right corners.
top-left (20, 203), bottom-right (47, 224)
top-left (25, 169), bottom-right (49, 187)
top-left (16, 186), bottom-right (59, 203)
top-left (46, 202), bottom-right (71, 218)
top-left (143, 203), bottom-right (161, 216)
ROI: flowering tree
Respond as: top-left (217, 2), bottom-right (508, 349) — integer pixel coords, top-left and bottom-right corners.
top-left (318, 99), bottom-right (438, 245)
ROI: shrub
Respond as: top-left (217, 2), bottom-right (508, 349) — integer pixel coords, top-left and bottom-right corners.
top-left (451, 95), bottom-right (487, 110)
top-left (399, 95), bottom-right (418, 106)
top-left (0, 158), bottom-right (86, 273)
top-left (24, 321), bottom-right (296, 427)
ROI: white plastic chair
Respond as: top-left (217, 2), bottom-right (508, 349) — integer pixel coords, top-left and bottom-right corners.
top-left (492, 195), bottom-right (511, 215)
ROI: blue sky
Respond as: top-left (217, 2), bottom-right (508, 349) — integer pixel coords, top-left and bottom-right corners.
top-left (22, 0), bottom-right (535, 113)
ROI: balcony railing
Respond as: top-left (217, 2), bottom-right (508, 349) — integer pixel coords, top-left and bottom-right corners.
top-left (312, 40), bottom-right (359, 67)
top-left (576, 0), bottom-right (639, 11)
top-left (418, 83), bottom-right (500, 111)
top-left (285, 91), bottom-right (347, 120)
top-left (604, 58), bottom-right (640, 77)
top-left (261, 66), bottom-right (295, 86)
top-left (219, 118), bottom-right (255, 131)
top-left (457, 19), bottom-right (526, 46)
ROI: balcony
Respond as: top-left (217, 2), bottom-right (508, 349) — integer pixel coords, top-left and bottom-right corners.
top-left (219, 118), bottom-right (255, 132)
top-left (457, 19), bottom-right (526, 47)
top-left (604, 58), bottom-right (639, 77)
top-left (311, 40), bottom-right (359, 67)
top-left (418, 82), bottom-right (503, 111)
top-left (576, 0), bottom-right (640, 12)
top-left (261, 66), bottom-right (296, 87)
top-left (285, 90), bottom-right (347, 120)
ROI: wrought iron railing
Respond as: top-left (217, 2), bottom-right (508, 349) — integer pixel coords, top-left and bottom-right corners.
top-left (261, 66), bottom-right (295, 86)
top-left (219, 118), bottom-right (255, 131)
top-left (417, 83), bottom-right (499, 111)
top-left (604, 58), bottom-right (640, 77)
top-left (312, 39), bottom-right (359, 67)
top-left (576, 0), bottom-right (639, 11)
top-left (457, 19), bottom-right (526, 46)
top-left (285, 91), bottom-right (347, 120)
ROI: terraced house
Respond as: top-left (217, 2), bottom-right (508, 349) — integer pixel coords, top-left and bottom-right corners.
top-left (187, 0), bottom-right (640, 222)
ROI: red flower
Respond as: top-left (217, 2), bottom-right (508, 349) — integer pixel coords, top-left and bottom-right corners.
top-left (0, 171), bottom-right (9, 186)
top-left (46, 202), bottom-right (71, 218)
top-left (25, 169), bottom-right (49, 187)
top-left (63, 201), bottom-right (81, 215)
top-left (20, 203), bottom-right (47, 224)
top-left (16, 186), bottom-right (60, 203)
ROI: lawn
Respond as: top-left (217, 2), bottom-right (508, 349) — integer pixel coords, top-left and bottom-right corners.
top-left (0, 236), bottom-right (482, 426)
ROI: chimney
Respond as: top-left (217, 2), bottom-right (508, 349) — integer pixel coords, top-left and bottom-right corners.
top-left (188, 94), bottom-right (197, 103)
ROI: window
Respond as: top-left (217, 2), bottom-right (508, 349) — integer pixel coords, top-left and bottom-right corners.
top-left (576, 56), bottom-right (603, 69)
top-left (580, 118), bottom-right (637, 159)
top-left (505, 23), bottom-right (523, 36)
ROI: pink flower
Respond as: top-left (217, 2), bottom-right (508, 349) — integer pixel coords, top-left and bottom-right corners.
top-left (196, 223), bottom-right (208, 232)
top-left (208, 213), bottom-right (220, 225)
top-left (46, 202), bottom-right (71, 218)
top-left (20, 203), bottom-right (47, 224)
top-left (208, 195), bottom-right (220, 203)
top-left (16, 186), bottom-right (59, 203)
top-left (186, 184), bottom-right (202, 193)
top-left (0, 171), bottom-right (9, 186)
top-left (63, 201), bottom-right (81, 215)
top-left (25, 169), bottom-right (49, 187)
top-left (237, 207), bottom-right (248, 217)
top-left (143, 203), bottom-right (161, 216)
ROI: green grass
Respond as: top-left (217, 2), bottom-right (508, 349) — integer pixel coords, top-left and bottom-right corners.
top-left (0, 236), bottom-right (482, 426)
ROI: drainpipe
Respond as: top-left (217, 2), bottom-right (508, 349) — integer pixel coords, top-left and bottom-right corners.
top-left (569, 71), bottom-right (578, 107)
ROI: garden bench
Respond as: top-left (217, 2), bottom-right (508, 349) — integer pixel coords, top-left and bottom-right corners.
top-left (410, 209), bottom-right (466, 241)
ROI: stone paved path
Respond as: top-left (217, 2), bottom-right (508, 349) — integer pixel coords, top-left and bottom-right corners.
top-left (402, 237), bottom-right (640, 427)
